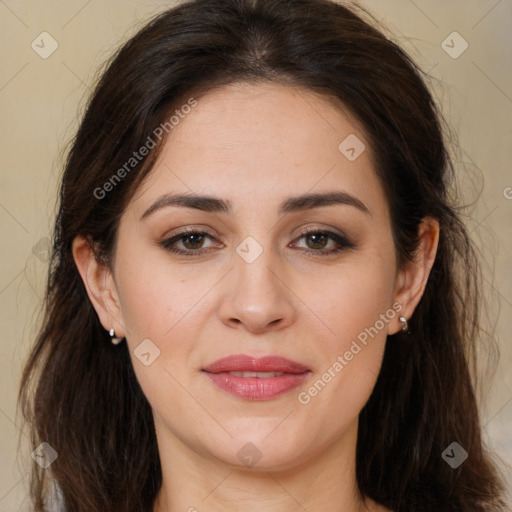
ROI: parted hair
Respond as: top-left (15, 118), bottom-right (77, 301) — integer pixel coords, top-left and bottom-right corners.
top-left (18, 0), bottom-right (506, 510)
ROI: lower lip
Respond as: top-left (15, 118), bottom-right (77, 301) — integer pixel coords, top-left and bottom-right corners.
top-left (203, 371), bottom-right (310, 400)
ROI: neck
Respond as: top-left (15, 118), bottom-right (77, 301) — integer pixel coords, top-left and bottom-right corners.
top-left (152, 415), bottom-right (378, 512)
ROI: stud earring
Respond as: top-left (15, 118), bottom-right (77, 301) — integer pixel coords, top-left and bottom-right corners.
top-left (109, 328), bottom-right (124, 345)
top-left (399, 316), bottom-right (410, 334)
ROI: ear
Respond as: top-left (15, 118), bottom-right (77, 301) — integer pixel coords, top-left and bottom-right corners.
top-left (72, 235), bottom-right (126, 338)
top-left (388, 216), bottom-right (440, 335)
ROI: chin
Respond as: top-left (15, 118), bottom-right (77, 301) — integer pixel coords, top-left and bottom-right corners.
top-left (205, 431), bottom-right (313, 472)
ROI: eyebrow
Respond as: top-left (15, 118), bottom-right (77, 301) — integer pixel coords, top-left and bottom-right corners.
top-left (140, 190), bottom-right (371, 220)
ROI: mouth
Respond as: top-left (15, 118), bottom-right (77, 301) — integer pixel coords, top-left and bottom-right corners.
top-left (221, 371), bottom-right (287, 378)
top-left (202, 354), bottom-right (311, 400)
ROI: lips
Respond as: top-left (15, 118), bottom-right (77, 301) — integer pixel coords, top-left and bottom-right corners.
top-left (202, 354), bottom-right (310, 374)
top-left (202, 354), bottom-right (311, 400)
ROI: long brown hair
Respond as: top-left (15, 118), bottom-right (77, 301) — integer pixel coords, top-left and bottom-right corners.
top-left (18, 0), bottom-right (507, 510)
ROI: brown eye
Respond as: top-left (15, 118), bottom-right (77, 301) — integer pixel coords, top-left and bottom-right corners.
top-left (160, 227), bottom-right (356, 257)
top-left (181, 232), bottom-right (207, 250)
top-left (160, 230), bottom-right (217, 255)
top-left (304, 232), bottom-right (329, 250)
top-left (292, 229), bottom-right (356, 256)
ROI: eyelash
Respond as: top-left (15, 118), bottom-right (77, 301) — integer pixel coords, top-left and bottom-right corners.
top-left (159, 227), bottom-right (356, 257)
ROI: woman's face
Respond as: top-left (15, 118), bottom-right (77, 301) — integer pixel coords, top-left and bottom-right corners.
top-left (97, 82), bottom-right (407, 470)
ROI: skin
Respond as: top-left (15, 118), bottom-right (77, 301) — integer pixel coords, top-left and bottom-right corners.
top-left (73, 82), bottom-right (439, 512)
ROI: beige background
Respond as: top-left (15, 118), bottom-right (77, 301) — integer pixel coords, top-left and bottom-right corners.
top-left (0, 0), bottom-right (510, 510)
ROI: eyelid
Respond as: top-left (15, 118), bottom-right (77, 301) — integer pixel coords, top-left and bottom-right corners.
top-left (294, 225), bottom-right (342, 238)
top-left (167, 224), bottom-right (349, 241)
top-left (162, 226), bottom-right (221, 244)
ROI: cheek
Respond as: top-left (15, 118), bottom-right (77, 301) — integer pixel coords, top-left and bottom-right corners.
top-left (312, 253), bottom-right (397, 349)
top-left (114, 246), bottom-right (198, 338)
top-left (113, 247), bottom-right (215, 390)
top-left (303, 250), bottom-right (396, 405)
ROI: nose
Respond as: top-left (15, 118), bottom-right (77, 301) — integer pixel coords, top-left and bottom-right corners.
top-left (217, 244), bottom-right (296, 334)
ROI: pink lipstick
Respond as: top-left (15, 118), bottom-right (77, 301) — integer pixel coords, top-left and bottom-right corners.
top-left (202, 354), bottom-right (311, 400)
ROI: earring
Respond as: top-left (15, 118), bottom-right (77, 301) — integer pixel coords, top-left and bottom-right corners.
top-left (109, 328), bottom-right (124, 345)
top-left (399, 316), bottom-right (410, 334)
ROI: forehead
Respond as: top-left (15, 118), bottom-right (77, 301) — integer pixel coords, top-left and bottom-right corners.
top-left (127, 82), bottom-right (388, 220)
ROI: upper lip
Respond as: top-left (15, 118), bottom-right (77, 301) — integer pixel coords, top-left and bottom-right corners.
top-left (202, 354), bottom-right (310, 374)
